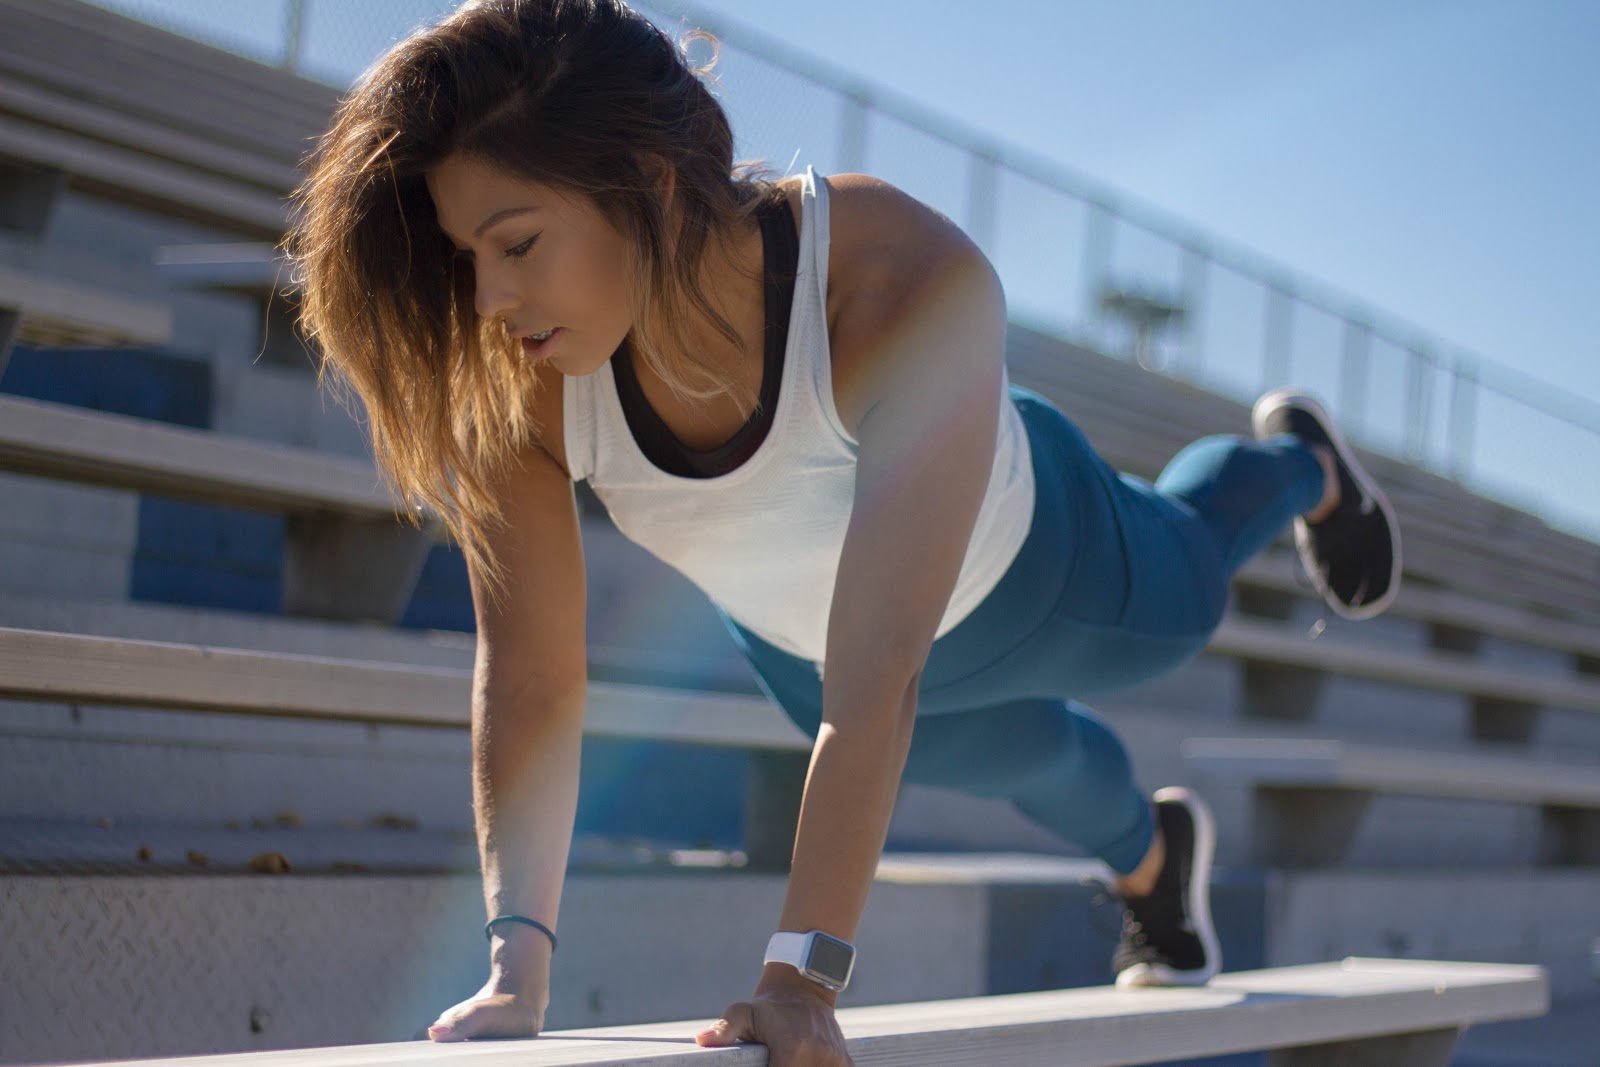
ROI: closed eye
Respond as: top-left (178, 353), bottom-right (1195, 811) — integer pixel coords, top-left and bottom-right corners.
top-left (450, 234), bottom-right (540, 261)
top-left (505, 234), bottom-right (540, 259)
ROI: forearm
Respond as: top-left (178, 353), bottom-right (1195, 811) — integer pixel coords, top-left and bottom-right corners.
top-left (761, 671), bottom-right (920, 1000)
top-left (471, 677), bottom-right (585, 977)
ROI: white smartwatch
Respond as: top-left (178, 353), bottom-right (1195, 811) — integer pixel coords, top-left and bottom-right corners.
top-left (764, 930), bottom-right (856, 992)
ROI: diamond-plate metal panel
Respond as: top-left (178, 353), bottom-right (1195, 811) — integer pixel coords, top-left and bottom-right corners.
top-left (0, 875), bottom-right (493, 1065)
top-left (0, 873), bottom-right (988, 1066)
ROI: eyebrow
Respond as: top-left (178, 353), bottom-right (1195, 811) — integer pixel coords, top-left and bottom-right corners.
top-left (440, 205), bottom-right (543, 246)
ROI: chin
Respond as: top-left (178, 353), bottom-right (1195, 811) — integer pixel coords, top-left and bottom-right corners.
top-left (551, 351), bottom-right (604, 377)
top-left (562, 339), bottom-right (628, 378)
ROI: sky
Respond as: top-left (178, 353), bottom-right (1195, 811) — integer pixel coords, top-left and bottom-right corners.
top-left (89, 0), bottom-right (1600, 536)
top-left (650, 0), bottom-right (1600, 533)
top-left (667, 0), bottom-right (1600, 390)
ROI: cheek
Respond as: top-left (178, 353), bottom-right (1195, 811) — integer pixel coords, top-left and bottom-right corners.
top-left (566, 235), bottom-right (635, 325)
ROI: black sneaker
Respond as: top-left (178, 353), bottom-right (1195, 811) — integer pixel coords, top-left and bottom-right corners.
top-left (1251, 388), bottom-right (1402, 621)
top-left (1112, 787), bottom-right (1220, 989)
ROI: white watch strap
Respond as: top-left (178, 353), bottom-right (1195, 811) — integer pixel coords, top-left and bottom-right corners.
top-left (764, 931), bottom-right (809, 970)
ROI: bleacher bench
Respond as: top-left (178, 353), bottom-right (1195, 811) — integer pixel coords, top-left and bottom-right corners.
top-left (0, 625), bottom-right (803, 748)
top-left (8, 392), bottom-right (1597, 726)
top-left (64, 958), bottom-right (1548, 1067)
top-left (0, 623), bottom-right (810, 867)
top-left (0, 393), bottom-right (434, 622)
top-left (0, 0), bottom-right (334, 238)
top-left (1184, 736), bottom-right (1600, 865)
top-left (0, 262), bottom-right (172, 359)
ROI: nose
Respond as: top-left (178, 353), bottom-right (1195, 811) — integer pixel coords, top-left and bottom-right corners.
top-left (473, 264), bottom-right (521, 323)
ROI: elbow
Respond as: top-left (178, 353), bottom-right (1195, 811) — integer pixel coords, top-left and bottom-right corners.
top-left (822, 651), bottom-right (924, 740)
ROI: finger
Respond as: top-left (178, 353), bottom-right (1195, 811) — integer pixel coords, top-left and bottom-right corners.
top-left (694, 1002), bottom-right (754, 1046)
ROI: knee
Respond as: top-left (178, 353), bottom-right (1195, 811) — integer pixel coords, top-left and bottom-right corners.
top-left (1154, 435), bottom-right (1246, 501)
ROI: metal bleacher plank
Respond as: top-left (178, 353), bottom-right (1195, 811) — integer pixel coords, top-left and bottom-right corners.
top-left (1236, 549), bottom-right (1600, 661)
top-left (0, 264), bottom-right (172, 347)
top-left (1183, 737), bottom-right (1600, 808)
top-left (1390, 485), bottom-right (1600, 583)
top-left (0, 626), bottom-right (806, 750)
top-left (0, 42), bottom-right (318, 169)
top-left (0, 112), bottom-right (288, 236)
top-left (0, 75), bottom-right (306, 191)
top-left (5, 608), bottom-right (1595, 752)
top-left (58, 959), bottom-right (1547, 1067)
top-left (1390, 526), bottom-right (1600, 623)
top-left (0, 0), bottom-right (335, 161)
top-left (0, 393), bottom-right (396, 515)
top-left (1208, 614), bottom-right (1600, 715)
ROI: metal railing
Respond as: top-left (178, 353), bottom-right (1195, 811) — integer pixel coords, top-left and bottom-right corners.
top-left (88, 0), bottom-right (1600, 542)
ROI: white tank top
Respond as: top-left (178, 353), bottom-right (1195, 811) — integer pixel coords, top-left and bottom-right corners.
top-left (563, 166), bottom-right (1035, 667)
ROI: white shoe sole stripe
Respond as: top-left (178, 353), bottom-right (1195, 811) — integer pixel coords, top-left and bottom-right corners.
top-left (1251, 387), bottom-right (1404, 622)
top-left (1117, 786), bottom-right (1221, 988)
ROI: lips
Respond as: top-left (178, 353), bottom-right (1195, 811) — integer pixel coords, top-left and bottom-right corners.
top-left (520, 327), bottom-right (564, 361)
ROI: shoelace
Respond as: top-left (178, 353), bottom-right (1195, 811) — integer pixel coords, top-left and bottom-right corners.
top-left (1090, 890), bottom-right (1159, 963)
top-left (1115, 911), bottom-right (1164, 965)
top-left (1289, 561), bottom-right (1330, 640)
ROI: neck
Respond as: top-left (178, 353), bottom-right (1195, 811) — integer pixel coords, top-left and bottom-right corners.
top-left (633, 209), bottom-right (766, 403)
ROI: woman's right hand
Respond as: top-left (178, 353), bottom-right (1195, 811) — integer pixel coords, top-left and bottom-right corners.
top-left (427, 976), bottom-right (550, 1041)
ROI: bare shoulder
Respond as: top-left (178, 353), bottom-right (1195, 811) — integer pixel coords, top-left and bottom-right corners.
top-left (807, 173), bottom-right (1004, 431)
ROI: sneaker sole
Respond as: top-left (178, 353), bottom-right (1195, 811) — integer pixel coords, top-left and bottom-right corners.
top-left (1115, 786), bottom-right (1221, 989)
top-left (1250, 387), bottom-right (1403, 622)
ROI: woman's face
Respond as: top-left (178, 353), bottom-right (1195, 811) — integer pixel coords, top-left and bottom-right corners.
top-left (425, 153), bottom-right (635, 376)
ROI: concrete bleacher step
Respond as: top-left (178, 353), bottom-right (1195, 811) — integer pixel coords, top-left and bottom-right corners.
top-left (0, 857), bottom-right (1573, 1065)
top-left (0, 586), bottom-right (758, 695)
top-left (1194, 741), bottom-right (1600, 871)
top-left (0, 263), bottom-right (173, 351)
top-left (5, 605), bottom-right (1597, 869)
top-left (0, 0), bottom-right (336, 237)
top-left (1238, 549), bottom-right (1600, 662)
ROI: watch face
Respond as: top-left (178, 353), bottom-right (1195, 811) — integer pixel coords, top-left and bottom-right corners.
top-left (805, 932), bottom-right (855, 986)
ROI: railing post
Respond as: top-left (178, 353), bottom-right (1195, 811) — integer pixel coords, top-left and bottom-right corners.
top-left (966, 150), bottom-right (999, 259)
top-left (1448, 358), bottom-right (1478, 481)
top-left (1405, 346), bottom-right (1432, 463)
top-left (1179, 244), bottom-right (1208, 378)
top-left (1339, 318), bottom-right (1371, 436)
top-left (1263, 283), bottom-right (1293, 387)
top-left (1081, 202), bottom-right (1114, 347)
top-left (284, 0), bottom-right (307, 73)
top-left (836, 90), bottom-right (870, 173)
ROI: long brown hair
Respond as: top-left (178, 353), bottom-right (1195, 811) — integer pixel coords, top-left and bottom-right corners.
top-left (285, 0), bottom-right (774, 604)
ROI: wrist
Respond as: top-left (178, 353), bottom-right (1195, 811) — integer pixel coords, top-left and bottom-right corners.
top-left (756, 962), bottom-right (839, 1008)
top-left (763, 929), bottom-right (856, 994)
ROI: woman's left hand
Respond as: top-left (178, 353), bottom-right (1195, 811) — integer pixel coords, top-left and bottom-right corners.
top-left (694, 976), bottom-right (852, 1066)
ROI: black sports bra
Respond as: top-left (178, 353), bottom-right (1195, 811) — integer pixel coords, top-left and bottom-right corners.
top-left (610, 192), bottom-right (799, 478)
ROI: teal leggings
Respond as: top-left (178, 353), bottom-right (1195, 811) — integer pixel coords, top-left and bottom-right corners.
top-left (718, 386), bottom-right (1324, 874)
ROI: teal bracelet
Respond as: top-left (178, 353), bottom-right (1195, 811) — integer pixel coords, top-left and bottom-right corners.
top-left (485, 915), bottom-right (558, 952)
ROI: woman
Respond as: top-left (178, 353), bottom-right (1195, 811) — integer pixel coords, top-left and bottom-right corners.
top-left (287, 1), bottom-right (1401, 1063)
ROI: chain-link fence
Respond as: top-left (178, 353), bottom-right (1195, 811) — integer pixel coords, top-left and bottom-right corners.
top-left (87, 0), bottom-right (1600, 542)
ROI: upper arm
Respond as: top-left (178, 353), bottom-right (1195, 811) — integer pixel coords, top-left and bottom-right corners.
top-left (467, 435), bottom-right (588, 711)
top-left (823, 176), bottom-right (1007, 683)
